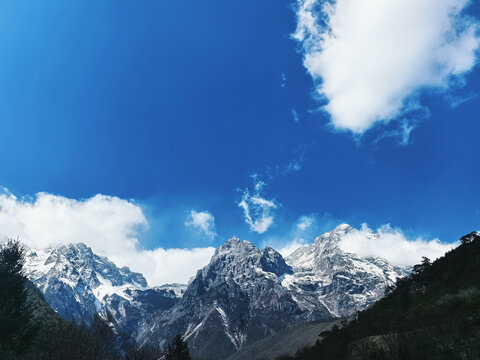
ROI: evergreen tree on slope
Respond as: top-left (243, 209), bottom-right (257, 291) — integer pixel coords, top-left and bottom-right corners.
top-left (0, 239), bottom-right (38, 356)
top-left (165, 334), bottom-right (192, 360)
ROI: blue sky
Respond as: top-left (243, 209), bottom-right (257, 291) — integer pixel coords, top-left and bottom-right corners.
top-left (0, 0), bottom-right (478, 283)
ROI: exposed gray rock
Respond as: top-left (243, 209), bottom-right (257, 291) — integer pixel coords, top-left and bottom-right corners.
top-left (283, 224), bottom-right (409, 317)
top-left (142, 237), bottom-right (332, 360)
top-left (24, 225), bottom-right (409, 359)
top-left (24, 243), bottom-right (180, 341)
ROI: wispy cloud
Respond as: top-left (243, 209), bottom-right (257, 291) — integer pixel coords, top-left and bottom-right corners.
top-left (0, 189), bottom-right (215, 286)
top-left (185, 210), bottom-right (217, 240)
top-left (283, 152), bottom-right (306, 174)
top-left (293, 0), bottom-right (480, 135)
top-left (238, 143), bottom-right (310, 234)
top-left (266, 145), bottom-right (310, 177)
top-left (281, 73), bottom-right (287, 88)
top-left (292, 109), bottom-right (300, 123)
top-left (237, 175), bottom-right (280, 234)
top-left (445, 92), bottom-right (479, 108)
top-left (262, 213), bottom-right (337, 257)
top-left (296, 215), bottom-right (315, 231)
top-left (374, 119), bottom-right (417, 147)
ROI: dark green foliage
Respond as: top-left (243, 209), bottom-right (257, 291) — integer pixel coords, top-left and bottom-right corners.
top-left (21, 314), bottom-right (114, 360)
top-left (165, 334), bottom-right (192, 360)
top-left (0, 239), bottom-right (38, 357)
top-left (0, 239), bottom-right (134, 360)
top-left (124, 343), bottom-right (163, 360)
top-left (411, 256), bottom-right (430, 277)
top-left (281, 231), bottom-right (480, 360)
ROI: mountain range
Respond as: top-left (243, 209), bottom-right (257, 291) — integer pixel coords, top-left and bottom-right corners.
top-left (24, 224), bottom-right (409, 359)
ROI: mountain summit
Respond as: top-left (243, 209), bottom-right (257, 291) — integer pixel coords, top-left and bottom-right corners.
top-left (143, 237), bottom-right (331, 359)
top-left (283, 224), bottom-right (409, 317)
top-left (25, 243), bottom-right (181, 340)
top-left (142, 230), bottom-right (408, 359)
top-left (23, 226), bottom-right (409, 359)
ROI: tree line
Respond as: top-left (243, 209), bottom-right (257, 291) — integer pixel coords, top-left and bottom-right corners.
top-left (0, 239), bottom-right (192, 360)
top-left (275, 231), bottom-right (480, 360)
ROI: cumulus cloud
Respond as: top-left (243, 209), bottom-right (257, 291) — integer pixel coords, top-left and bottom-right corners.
top-left (293, 0), bottom-right (480, 134)
top-left (125, 246), bottom-right (215, 286)
top-left (238, 176), bottom-right (280, 234)
top-left (338, 224), bottom-right (455, 266)
top-left (0, 189), bottom-right (215, 286)
top-left (185, 210), bottom-right (217, 240)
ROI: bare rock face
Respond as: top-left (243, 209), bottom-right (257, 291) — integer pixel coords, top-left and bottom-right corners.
top-left (143, 237), bottom-right (332, 360)
top-left (24, 225), bottom-right (409, 360)
top-left (283, 224), bottom-right (409, 317)
top-left (24, 243), bottom-right (180, 341)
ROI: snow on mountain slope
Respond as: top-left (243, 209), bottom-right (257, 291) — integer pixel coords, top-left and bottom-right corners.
top-left (156, 283), bottom-right (187, 298)
top-left (284, 224), bottom-right (409, 317)
top-left (142, 237), bottom-right (332, 360)
top-left (25, 243), bottom-right (181, 339)
top-left (23, 225), bottom-right (409, 359)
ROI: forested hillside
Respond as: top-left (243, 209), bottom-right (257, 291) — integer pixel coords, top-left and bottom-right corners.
top-left (0, 240), bottom-right (188, 360)
top-left (279, 232), bottom-right (480, 360)
top-left (3, 231), bottom-right (479, 360)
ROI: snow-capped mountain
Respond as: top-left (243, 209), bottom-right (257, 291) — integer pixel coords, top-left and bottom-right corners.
top-left (25, 243), bottom-right (181, 340)
top-left (156, 283), bottom-right (188, 297)
top-left (283, 224), bottom-right (409, 317)
top-left (140, 228), bottom-right (408, 359)
top-left (141, 237), bottom-right (332, 360)
top-left (24, 225), bottom-right (409, 359)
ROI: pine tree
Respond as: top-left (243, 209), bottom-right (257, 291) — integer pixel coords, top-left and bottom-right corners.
top-left (0, 239), bottom-right (38, 356)
top-left (412, 256), bottom-right (431, 277)
top-left (165, 334), bottom-right (192, 360)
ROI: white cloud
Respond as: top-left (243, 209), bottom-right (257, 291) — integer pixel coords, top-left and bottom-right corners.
top-left (126, 246), bottom-right (215, 286)
top-left (296, 215), bottom-right (314, 231)
top-left (0, 189), bottom-right (214, 286)
top-left (293, 0), bottom-right (480, 134)
top-left (338, 224), bottom-right (455, 266)
top-left (238, 176), bottom-right (280, 234)
top-left (185, 210), bottom-right (217, 240)
top-left (262, 214), bottom-right (324, 257)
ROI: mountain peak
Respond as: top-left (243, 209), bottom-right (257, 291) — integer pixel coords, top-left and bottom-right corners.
top-left (285, 224), bottom-right (409, 317)
top-left (312, 223), bottom-right (353, 249)
top-left (60, 242), bottom-right (91, 251)
top-left (28, 242), bottom-right (148, 289)
top-left (196, 237), bottom-right (292, 287)
top-left (215, 236), bottom-right (256, 256)
top-left (332, 223), bottom-right (353, 232)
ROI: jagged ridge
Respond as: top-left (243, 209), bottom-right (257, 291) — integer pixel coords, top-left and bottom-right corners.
top-left (24, 225), bottom-right (409, 359)
top-left (25, 243), bottom-right (181, 340)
